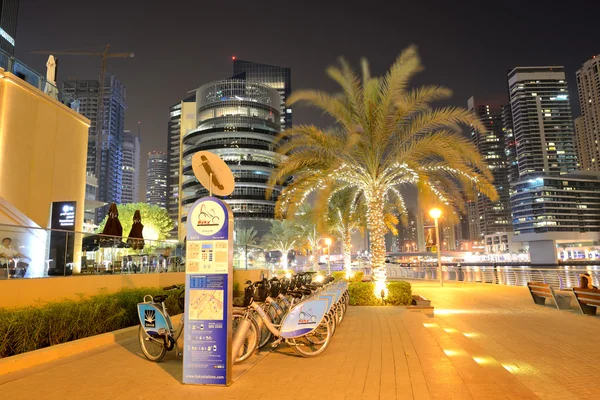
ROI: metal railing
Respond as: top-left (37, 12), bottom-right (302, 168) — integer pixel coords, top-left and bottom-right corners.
top-left (0, 48), bottom-right (80, 111)
top-left (384, 263), bottom-right (600, 290)
top-left (0, 223), bottom-right (183, 279)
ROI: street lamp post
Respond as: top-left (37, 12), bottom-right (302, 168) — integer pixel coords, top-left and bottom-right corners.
top-left (325, 238), bottom-right (332, 275)
top-left (429, 208), bottom-right (443, 287)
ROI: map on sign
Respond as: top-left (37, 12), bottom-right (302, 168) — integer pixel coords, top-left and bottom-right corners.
top-left (188, 289), bottom-right (224, 321)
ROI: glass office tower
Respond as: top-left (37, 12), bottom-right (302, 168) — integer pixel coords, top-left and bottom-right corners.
top-left (233, 59), bottom-right (292, 130)
top-left (180, 79), bottom-right (282, 237)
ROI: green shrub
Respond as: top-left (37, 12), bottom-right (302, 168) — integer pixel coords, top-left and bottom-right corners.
top-left (348, 282), bottom-right (381, 306)
top-left (332, 271), bottom-right (346, 281)
top-left (386, 281), bottom-right (412, 306)
top-left (0, 287), bottom-right (183, 358)
top-left (351, 271), bottom-right (365, 283)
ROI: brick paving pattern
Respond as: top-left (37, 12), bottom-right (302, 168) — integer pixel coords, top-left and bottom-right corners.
top-left (1, 281), bottom-right (598, 399)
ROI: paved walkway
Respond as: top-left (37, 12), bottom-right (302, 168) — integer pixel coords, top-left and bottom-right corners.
top-left (1, 282), bottom-right (599, 399)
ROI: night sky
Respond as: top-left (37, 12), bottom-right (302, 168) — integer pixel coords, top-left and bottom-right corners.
top-left (15, 0), bottom-right (600, 200)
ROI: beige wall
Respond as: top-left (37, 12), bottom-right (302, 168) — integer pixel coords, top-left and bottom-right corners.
top-left (0, 272), bottom-right (186, 309)
top-left (0, 69), bottom-right (90, 232)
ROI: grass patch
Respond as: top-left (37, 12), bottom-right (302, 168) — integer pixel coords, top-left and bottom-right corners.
top-left (0, 287), bottom-right (182, 358)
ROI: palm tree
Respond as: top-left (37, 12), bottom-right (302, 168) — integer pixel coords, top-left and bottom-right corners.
top-left (295, 202), bottom-right (325, 271)
top-left (269, 46), bottom-right (497, 293)
top-left (235, 228), bottom-right (258, 270)
top-left (327, 189), bottom-right (364, 277)
top-left (261, 219), bottom-right (298, 271)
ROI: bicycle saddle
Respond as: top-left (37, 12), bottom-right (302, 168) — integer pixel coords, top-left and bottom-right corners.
top-left (153, 294), bottom-right (168, 303)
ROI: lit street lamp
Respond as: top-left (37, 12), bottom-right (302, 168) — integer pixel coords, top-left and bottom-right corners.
top-left (325, 237), bottom-right (332, 275)
top-left (429, 208), bottom-right (443, 287)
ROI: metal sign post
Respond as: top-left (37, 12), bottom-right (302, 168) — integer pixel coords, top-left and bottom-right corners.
top-left (183, 152), bottom-right (235, 386)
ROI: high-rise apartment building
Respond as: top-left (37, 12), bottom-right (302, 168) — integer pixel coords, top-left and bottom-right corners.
top-left (507, 67), bottom-right (577, 177)
top-left (398, 211), bottom-right (418, 251)
top-left (233, 59), bottom-right (292, 130)
top-left (465, 200), bottom-right (480, 240)
top-left (575, 55), bottom-right (600, 171)
top-left (146, 151), bottom-right (168, 208)
top-left (502, 105), bottom-right (519, 185)
top-left (121, 129), bottom-right (140, 204)
top-left (62, 74), bottom-right (126, 221)
top-left (0, 0), bottom-right (18, 55)
top-left (468, 97), bottom-right (512, 236)
top-left (180, 79), bottom-right (282, 237)
top-left (167, 95), bottom-right (195, 238)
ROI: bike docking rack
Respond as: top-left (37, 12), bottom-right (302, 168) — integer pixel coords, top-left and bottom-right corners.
top-left (231, 272), bottom-right (349, 359)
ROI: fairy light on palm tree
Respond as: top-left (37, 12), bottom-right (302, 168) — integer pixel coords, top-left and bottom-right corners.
top-left (325, 237), bottom-right (332, 275)
top-left (429, 208), bottom-right (443, 287)
top-left (268, 46), bottom-right (498, 297)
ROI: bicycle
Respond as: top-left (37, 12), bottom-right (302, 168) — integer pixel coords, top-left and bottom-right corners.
top-left (232, 274), bottom-right (348, 360)
top-left (137, 284), bottom-right (185, 362)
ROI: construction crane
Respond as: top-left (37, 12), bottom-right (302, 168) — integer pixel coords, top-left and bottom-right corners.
top-left (31, 45), bottom-right (134, 182)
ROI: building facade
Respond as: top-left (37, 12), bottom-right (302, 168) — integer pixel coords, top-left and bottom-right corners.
top-left (146, 151), bottom-right (168, 208)
top-left (397, 211), bottom-right (418, 252)
top-left (507, 67), bottom-right (577, 178)
top-left (180, 79), bottom-right (282, 237)
top-left (468, 97), bottom-right (512, 236)
top-left (167, 95), bottom-right (195, 238)
top-left (233, 59), bottom-right (292, 130)
top-left (0, 66), bottom-right (90, 276)
top-left (62, 75), bottom-right (127, 221)
top-left (511, 173), bottom-right (600, 236)
top-left (121, 130), bottom-right (140, 204)
top-left (0, 0), bottom-right (18, 55)
top-left (575, 55), bottom-right (600, 171)
top-left (502, 105), bottom-right (519, 186)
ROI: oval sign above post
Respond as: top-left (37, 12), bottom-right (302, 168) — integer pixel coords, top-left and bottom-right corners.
top-left (191, 151), bottom-right (235, 197)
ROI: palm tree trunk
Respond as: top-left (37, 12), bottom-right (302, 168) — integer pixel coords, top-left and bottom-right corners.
top-left (280, 249), bottom-right (289, 270)
top-left (367, 189), bottom-right (387, 293)
top-left (343, 229), bottom-right (352, 278)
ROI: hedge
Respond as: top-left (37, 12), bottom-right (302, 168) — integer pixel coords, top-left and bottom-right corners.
top-left (348, 281), bottom-right (412, 306)
top-left (0, 287), bottom-right (182, 358)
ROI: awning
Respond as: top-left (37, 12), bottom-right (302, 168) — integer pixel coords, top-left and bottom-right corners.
top-left (84, 199), bottom-right (106, 211)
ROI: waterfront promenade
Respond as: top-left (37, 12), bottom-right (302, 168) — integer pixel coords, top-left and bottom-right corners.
top-left (1, 282), bottom-right (598, 399)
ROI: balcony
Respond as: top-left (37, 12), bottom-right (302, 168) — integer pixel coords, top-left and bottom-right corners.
top-left (0, 49), bottom-right (80, 111)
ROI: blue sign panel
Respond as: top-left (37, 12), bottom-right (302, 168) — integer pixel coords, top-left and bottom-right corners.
top-left (184, 197), bottom-right (233, 386)
top-left (183, 273), bottom-right (229, 385)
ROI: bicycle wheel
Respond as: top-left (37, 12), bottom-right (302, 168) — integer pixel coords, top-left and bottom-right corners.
top-left (232, 310), bottom-right (259, 363)
top-left (138, 326), bottom-right (167, 362)
top-left (256, 312), bottom-right (273, 349)
top-left (292, 318), bottom-right (332, 357)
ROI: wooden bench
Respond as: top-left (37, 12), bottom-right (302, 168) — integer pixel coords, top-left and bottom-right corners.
top-left (527, 282), bottom-right (571, 310)
top-left (572, 287), bottom-right (600, 315)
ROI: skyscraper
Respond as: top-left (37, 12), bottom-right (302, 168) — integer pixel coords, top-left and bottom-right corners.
top-left (502, 105), bottom-right (518, 185)
top-left (167, 95), bottom-right (195, 238)
top-left (146, 151), bottom-right (168, 208)
top-left (62, 74), bottom-right (126, 221)
top-left (507, 67), bottom-right (577, 177)
top-left (468, 97), bottom-right (512, 236)
top-left (575, 55), bottom-right (600, 171)
top-left (0, 0), bottom-right (18, 55)
top-left (121, 129), bottom-right (140, 204)
top-left (233, 59), bottom-right (292, 130)
top-left (179, 79), bottom-right (282, 237)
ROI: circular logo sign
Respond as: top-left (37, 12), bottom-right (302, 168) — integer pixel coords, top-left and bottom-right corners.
top-left (190, 200), bottom-right (226, 237)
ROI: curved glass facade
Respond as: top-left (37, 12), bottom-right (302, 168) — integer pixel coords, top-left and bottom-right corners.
top-left (181, 79), bottom-right (281, 237)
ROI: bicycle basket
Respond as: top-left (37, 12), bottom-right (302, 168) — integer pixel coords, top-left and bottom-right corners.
top-left (253, 283), bottom-right (269, 302)
top-left (242, 284), bottom-right (254, 307)
top-left (269, 281), bottom-right (280, 297)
